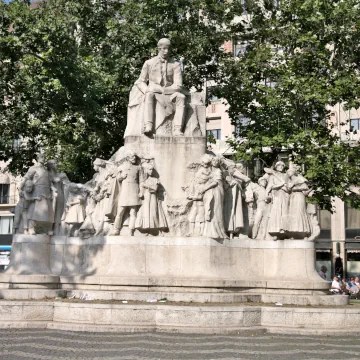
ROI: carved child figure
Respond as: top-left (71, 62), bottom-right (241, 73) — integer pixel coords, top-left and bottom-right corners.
top-left (13, 180), bottom-right (40, 235)
top-left (63, 183), bottom-right (86, 237)
top-left (135, 162), bottom-right (167, 234)
top-left (184, 168), bottom-right (210, 236)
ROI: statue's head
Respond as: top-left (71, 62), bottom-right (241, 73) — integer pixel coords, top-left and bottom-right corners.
top-left (286, 167), bottom-right (296, 178)
top-left (201, 154), bottom-right (213, 168)
top-left (158, 38), bottom-right (171, 60)
top-left (126, 151), bottom-right (137, 165)
top-left (274, 160), bottom-right (285, 172)
top-left (93, 158), bottom-right (106, 172)
top-left (211, 156), bottom-right (221, 168)
top-left (37, 153), bottom-right (45, 166)
top-left (258, 176), bottom-right (267, 188)
top-left (24, 180), bottom-right (34, 193)
top-left (143, 162), bottom-right (154, 176)
top-left (47, 159), bottom-right (57, 171)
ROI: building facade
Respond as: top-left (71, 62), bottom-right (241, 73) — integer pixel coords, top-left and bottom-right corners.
top-left (0, 161), bottom-right (20, 269)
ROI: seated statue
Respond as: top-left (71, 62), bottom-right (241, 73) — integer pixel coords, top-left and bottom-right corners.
top-left (125, 38), bottom-right (204, 138)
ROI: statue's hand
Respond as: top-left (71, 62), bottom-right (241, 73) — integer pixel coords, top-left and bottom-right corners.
top-left (149, 84), bottom-right (163, 94)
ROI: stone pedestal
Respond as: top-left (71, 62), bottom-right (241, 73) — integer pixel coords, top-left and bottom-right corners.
top-left (0, 235), bottom-right (345, 305)
top-left (0, 235), bottom-right (59, 289)
top-left (47, 236), bottom-right (328, 293)
top-left (119, 136), bottom-right (206, 199)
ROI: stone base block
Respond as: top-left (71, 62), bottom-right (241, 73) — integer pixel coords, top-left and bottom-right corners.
top-left (0, 300), bottom-right (358, 335)
top-left (49, 236), bottom-right (329, 293)
top-left (0, 235), bottom-right (337, 305)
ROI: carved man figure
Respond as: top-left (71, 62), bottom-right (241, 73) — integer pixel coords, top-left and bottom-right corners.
top-left (110, 152), bottom-right (142, 236)
top-left (20, 154), bottom-right (55, 234)
top-left (135, 38), bottom-right (186, 136)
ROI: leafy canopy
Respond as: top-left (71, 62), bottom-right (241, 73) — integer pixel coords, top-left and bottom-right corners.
top-left (220, 0), bottom-right (360, 210)
top-left (1, 0), bottom-right (360, 210)
top-left (0, 0), bottom-right (229, 181)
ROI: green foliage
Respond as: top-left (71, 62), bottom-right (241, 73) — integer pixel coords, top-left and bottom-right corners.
top-left (2, 0), bottom-right (360, 210)
top-left (0, 0), bottom-right (229, 182)
top-left (220, 0), bottom-right (360, 210)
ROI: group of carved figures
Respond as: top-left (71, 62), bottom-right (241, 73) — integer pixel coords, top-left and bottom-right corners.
top-left (182, 156), bottom-right (319, 241)
top-left (14, 152), bottom-right (167, 238)
top-left (14, 152), bottom-right (319, 241)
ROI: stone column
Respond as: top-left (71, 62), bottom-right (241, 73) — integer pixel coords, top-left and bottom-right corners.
top-left (331, 197), bottom-right (346, 276)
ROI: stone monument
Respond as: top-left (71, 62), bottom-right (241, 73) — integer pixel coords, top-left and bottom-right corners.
top-left (0, 38), bottom-right (340, 307)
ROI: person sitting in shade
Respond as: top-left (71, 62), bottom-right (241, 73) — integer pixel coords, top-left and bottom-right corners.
top-left (318, 265), bottom-right (327, 280)
top-left (330, 276), bottom-right (346, 295)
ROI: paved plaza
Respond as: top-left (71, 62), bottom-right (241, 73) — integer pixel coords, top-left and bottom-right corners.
top-left (0, 329), bottom-right (359, 359)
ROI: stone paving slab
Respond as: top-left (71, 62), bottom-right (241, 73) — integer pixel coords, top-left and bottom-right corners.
top-left (0, 329), bottom-right (359, 359)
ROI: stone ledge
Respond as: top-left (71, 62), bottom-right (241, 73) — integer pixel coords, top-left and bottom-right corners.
top-left (49, 235), bottom-right (316, 249)
top-left (0, 288), bottom-right (348, 306)
top-left (0, 300), bottom-right (358, 335)
top-left (58, 276), bottom-right (330, 291)
top-left (13, 234), bottom-right (50, 243)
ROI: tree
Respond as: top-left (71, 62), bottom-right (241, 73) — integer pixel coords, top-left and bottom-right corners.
top-left (219, 0), bottom-right (360, 210)
top-left (0, 0), bottom-right (229, 182)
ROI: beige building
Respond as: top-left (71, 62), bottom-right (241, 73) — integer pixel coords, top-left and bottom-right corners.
top-left (0, 161), bottom-right (20, 269)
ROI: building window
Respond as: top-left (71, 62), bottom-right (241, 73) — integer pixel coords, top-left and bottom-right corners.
top-left (0, 216), bottom-right (13, 235)
top-left (345, 204), bottom-right (360, 239)
top-left (235, 116), bottom-right (249, 136)
top-left (234, 40), bottom-right (247, 58)
top-left (317, 208), bottom-right (331, 240)
top-left (350, 119), bottom-right (360, 131)
top-left (206, 129), bottom-right (222, 140)
top-left (0, 184), bottom-right (9, 204)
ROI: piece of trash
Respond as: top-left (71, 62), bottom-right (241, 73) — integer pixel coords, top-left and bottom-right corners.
top-left (159, 298), bottom-right (168, 303)
top-left (55, 297), bottom-right (62, 300)
top-left (68, 294), bottom-right (76, 300)
top-left (275, 302), bottom-right (283, 306)
top-left (80, 293), bottom-right (93, 300)
top-left (146, 298), bottom-right (157, 303)
top-left (122, 300), bottom-right (128, 304)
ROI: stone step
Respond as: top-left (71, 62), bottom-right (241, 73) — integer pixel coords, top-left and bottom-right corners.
top-left (0, 288), bottom-right (349, 306)
top-left (0, 300), bottom-right (358, 335)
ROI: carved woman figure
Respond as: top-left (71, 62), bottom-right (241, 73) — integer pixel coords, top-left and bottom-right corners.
top-left (135, 162), bottom-right (168, 234)
top-left (223, 163), bottom-right (244, 239)
top-left (63, 183), bottom-right (86, 237)
top-left (201, 155), bottom-right (228, 239)
top-left (245, 177), bottom-right (269, 240)
top-left (263, 161), bottom-right (289, 240)
top-left (47, 159), bottom-right (70, 235)
top-left (285, 168), bottom-right (311, 239)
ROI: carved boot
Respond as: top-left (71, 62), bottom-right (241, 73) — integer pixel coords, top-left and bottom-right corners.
top-left (144, 123), bottom-right (153, 136)
top-left (173, 126), bottom-right (184, 137)
top-left (110, 228), bottom-right (120, 236)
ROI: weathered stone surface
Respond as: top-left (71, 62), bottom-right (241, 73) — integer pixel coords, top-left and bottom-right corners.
top-left (0, 301), bottom-right (358, 335)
